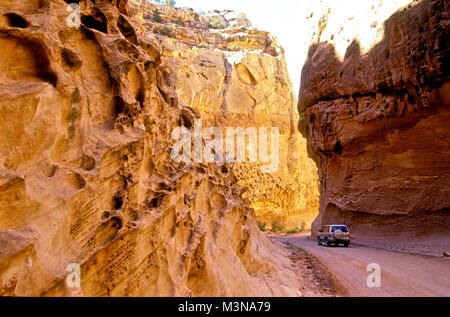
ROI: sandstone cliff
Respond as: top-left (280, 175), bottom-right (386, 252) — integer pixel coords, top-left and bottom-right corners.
top-left (298, 0), bottom-right (450, 247)
top-left (130, 1), bottom-right (319, 233)
top-left (0, 0), bottom-right (302, 296)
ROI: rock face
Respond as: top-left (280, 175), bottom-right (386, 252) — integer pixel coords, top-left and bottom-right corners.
top-left (0, 0), bottom-right (302, 296)
top-left (133, 2), bottom-right (319, 232)
top-left (298, 0), bottom-right (450, 240)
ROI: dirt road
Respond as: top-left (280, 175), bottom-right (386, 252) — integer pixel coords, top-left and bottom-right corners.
top-left (277, 234), bottom-right (450, 297)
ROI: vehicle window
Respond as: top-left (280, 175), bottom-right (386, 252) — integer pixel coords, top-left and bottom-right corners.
top-left (331, 226), bottom-right (348, 232)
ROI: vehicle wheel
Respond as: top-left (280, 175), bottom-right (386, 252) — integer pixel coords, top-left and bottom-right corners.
top-left (334, 230), bottom-right (343, 240)
top-left (317, 237), bottom-right (322, 246)
top-left (325, 238), bottom-right (331, 247)
top-left (343, 242), bottom-right (350, 247)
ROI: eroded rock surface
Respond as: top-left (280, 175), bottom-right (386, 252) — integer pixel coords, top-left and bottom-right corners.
top-left (298, 0), bottom-right (450, 242)
top-left (131, 2), bottom-right (319, 232)
top-left (0, 0), bottom-right (302, 296)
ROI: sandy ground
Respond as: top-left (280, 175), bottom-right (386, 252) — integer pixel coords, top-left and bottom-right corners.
top-left (276, 234), bottom-right (450, 297)
top-left (349, 232), bottom-right (450, 258)
top-left (275, 241), bottom-right (338, 297)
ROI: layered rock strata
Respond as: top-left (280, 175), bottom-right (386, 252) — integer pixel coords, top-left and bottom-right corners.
top-left (298, 0), bottom-right (450, 243)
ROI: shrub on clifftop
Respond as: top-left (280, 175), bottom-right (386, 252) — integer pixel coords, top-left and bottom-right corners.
top-left (152, 8), bottom-right (163, 23)
top-left (208, 16), bottom-right (227, 29)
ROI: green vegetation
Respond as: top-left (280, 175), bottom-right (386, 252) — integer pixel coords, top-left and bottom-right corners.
top-left (271, 217), bottom-right (285, 233)
top-left (197, 42), bottom-right (210, 49)
top-left (257, 221), bottom-right (267, 232)
top-left (285, 221), bottom-right (307, 235)
top-left (153, 25), bottom-right (175, 38)
top-left (270, 218), bottom-right (307, 235)
top-left (208, 16), bottom-right (227, 29)
top-left (175, 17), bottom-right (184, 26)
top-left (152, 8), bottom-right (163, 23)
top-left (300, 220), bottom-right (306, 232)
top-left (286, 227), bottom-right (301, 235)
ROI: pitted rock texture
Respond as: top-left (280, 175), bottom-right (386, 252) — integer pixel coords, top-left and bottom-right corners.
top-left (298, 0), bottom-right (450, 240)
top-left (0, 0), bottom-right (302, 296)
top-left (129, 2), bottom-right (319, 232)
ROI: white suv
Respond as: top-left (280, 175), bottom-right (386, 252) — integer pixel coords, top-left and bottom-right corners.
top-left (317, 225), bottom-right (350, 247)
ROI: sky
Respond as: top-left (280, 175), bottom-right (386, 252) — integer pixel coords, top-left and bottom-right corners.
top-left (175, 0), bottom-right (312, 93)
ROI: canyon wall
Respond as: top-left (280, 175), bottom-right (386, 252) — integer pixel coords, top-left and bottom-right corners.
top-left (130, 2), bottom-right (319, 232)
top-left (0, 0), bottom-right (302, 296)
top-left (298, 0), bottom-right (450, 242)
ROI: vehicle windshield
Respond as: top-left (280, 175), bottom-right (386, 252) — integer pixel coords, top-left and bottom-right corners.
top-left (331, 226), bottom-right (348, 232)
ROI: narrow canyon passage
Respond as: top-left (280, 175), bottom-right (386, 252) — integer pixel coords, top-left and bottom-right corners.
top-left (279, 234), bottom-right (450, 297)
top-left (0, 0), bottom-right (315, 297)
top-left (0, 0), bottom-right (448, 298)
